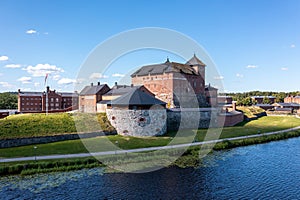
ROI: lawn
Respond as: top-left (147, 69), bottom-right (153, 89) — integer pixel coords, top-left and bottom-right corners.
top-left (0, 116), bottom-right (300, 159)
top-left (0, 113), bottom-right (115, 139)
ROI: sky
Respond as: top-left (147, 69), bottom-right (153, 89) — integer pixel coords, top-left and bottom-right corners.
top-left (0, 0), bottom-right (299, 93)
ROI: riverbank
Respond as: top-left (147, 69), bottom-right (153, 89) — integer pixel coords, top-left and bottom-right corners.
top-left (1, 127), bottom-right (300, 176)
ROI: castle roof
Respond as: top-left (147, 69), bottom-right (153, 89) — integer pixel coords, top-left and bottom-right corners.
top-left (186, 54), bottom-right (206, 66)
top-left (131, 55), bottom-right (206, 77)
top-left (108, 88), bottom-right (166, 106)
top-left (104, 85), bottom-right (143, 96)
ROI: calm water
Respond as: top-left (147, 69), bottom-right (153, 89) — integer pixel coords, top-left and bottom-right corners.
top-left (1, 137), bottom-right (300, 199)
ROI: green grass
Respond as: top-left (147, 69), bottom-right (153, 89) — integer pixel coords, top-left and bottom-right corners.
top-left (1, 116), bottom-right (300, 159)
top-left (0, 113), bottom-right (115, 139)
top-left (236, 106), bottom-right (265, 119)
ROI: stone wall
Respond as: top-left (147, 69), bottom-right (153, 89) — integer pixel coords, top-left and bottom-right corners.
top-left (167, 109), bottom-right (218, 131)
top-left (106, 108), bottom-right (167, 136)
top-left (217, 111), bottom-right (244, 127)
top-left (0, 131), bottom-right (116, 148)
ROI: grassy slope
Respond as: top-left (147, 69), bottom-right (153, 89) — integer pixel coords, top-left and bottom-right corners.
top-left (0, 113), bottom-right (115, 139)
top-left (1, 116), bottom-right (300, 158)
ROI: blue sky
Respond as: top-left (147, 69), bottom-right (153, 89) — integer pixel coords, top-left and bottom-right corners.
top-left (0, 0), bottom-right (299, 93)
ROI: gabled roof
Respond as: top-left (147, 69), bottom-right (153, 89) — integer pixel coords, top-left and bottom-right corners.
top-left (186, 54), bottom-right (206, 66)
top-left (109, 88), bottom-right (166, 106)
top-left (205, 85), bottom-right (218, 91)
top-left (80, 84), bottom-right (108, 95)
top-left (131, 60), bottom-right (200, 77)
top-left (103, 85), bottom-right (143, 96)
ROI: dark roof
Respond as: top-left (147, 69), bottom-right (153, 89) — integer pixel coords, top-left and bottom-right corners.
top-left (59, 92), bottom-right (79, 97)
top-left (103, 85), bottom-right (142, 96)
top-left (19, 91), bottom-right (42, 97)
top-left (109, 89), bottom-right (166, 106)
top-left (205, 85), bottom-right (218, 91)
top-left (185, 54), bottom-right (206, 66)
top-left (80, 84), bottom-right (107, 95)
top-left (131, 60), bottom-right (200, 77)
top-left (256, 104), bottom-right (274, 107)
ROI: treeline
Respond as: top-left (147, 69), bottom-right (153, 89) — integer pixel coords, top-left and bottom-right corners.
top-left (0, 92), bottom-right (18, 109)
top-left (219, 91), bottom-right (300, 106)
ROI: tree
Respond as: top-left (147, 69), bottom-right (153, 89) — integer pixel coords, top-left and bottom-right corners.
top-left (262, 97), bottom-right (271, 104)
top-left (0, 93), bottom-right (18, 109)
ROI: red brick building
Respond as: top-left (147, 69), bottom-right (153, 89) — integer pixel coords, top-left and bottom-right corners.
top-left (284, 96), bottom-right (300, 104)
top-left (18, 86), bottom-right (78, 113)
top-left (131, 55), bottom-right (210, 108)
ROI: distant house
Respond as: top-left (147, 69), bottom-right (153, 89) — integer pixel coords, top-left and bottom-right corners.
top-left (97, 83), bottom-right (153, 113)
top-left (284, 96), bottom-right (300, 104)
top-left (79, 82), bottom-right (110, 113)
top-left (18, 86), bottom-right (78, 113)
top-left (272, 102), bottom-right (300, 111)
top-left (251, 96), bottom-right (276, 104)
top-left (205, 85), bottom-right (218, 107)
top-left (218, 96), bottom-right (233, 105)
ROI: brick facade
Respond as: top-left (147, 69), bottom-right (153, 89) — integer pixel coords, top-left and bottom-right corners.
top-left (18, 86), bottom-right (78, 113)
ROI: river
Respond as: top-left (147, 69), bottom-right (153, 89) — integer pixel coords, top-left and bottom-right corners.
top-left (1, 137), bottom-right (300, 199)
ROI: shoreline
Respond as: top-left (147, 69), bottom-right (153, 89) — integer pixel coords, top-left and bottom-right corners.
top-left (1, 127), bottom-right (300, 176)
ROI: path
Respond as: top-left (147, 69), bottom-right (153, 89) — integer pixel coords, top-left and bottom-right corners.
top-left (1, 126), bottom-right (300, 163)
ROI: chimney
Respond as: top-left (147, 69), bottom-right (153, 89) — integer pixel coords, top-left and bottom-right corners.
top-left (46, 86), bottom-right (50, 93)
top-left (98, 82), bottom-right (100, 85)
top-left (131, 84), bottom-right (133, 87)
top-left (232, 101), bottom-right (237, 111)
top-left (115, 82), bottom-right (117, 86)
top-left (91, 83), bottom-right (93, 86)
top-left (18, 89), bottom-right (21, 93)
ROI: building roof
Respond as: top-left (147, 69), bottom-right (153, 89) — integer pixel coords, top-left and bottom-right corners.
top-left (256, 104), bottom-right (274, 107)
top-left (273, 102), bottom-right (300, 107)
top-left (80, 84), bottom-right (107, 95)
top-left (103, 85), bottom-right (143, 96)
top-left (19, 91), bottom-right (42, 97)
top-left (108, 88), bottom-right (166, 106)
top-left (205, 85), bottom-right (218, 91)
top-left (252, 96), bottom-right (276, 99)
top-left (59, 92), bottom-right (79, 97)
top-left (185, 54), bottom-right (206, 66)
top-left (131, 57), bottom-right (202, 77)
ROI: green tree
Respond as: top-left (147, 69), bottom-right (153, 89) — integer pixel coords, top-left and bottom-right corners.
top-left (0, 93), bottom-right (18, 109)
top-left (262, 97), bottom-right (271, 104)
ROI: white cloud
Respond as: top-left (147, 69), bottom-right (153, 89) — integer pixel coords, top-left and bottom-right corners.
top-left (26, 29), bottom-right (37, 34)
top-left (0, 73), bottom-right (3, 76)
top-left (0, 81), bottom-right (13, 88)
top-left (214, 76), bottom-right (224, 80)
top-left (58, 78), bottom-right (76, 85)
top-left (4, 64), bottom-right (21, 68)
top-left (23, 64), bottom-right (64, 77)
top-left (53, 75), bottom-right (61, 80)
top-left (291, 44), bottom-right (296, 48)
top-left (17, 76), bottom-right (32, 84)
top-left (0, 56), bottom-right (9, 61)
top-left (44, 32), bottom-right (49, 35)
top-left (246, 65), bottom-right (258, 69)
top-left (112, 73), bottom-right (125, 78)
top-left (34, 82), bottom-right (40, 87)
top-left (236, 73), bottom-right (244, 78)
top-left (281, 67), bottom-right (288, 71)
top-left (89, 73), bottom-right (108, 79)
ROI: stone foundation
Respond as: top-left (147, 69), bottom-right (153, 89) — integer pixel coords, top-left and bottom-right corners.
top-left (106, 109), bottom-right (167, 136)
